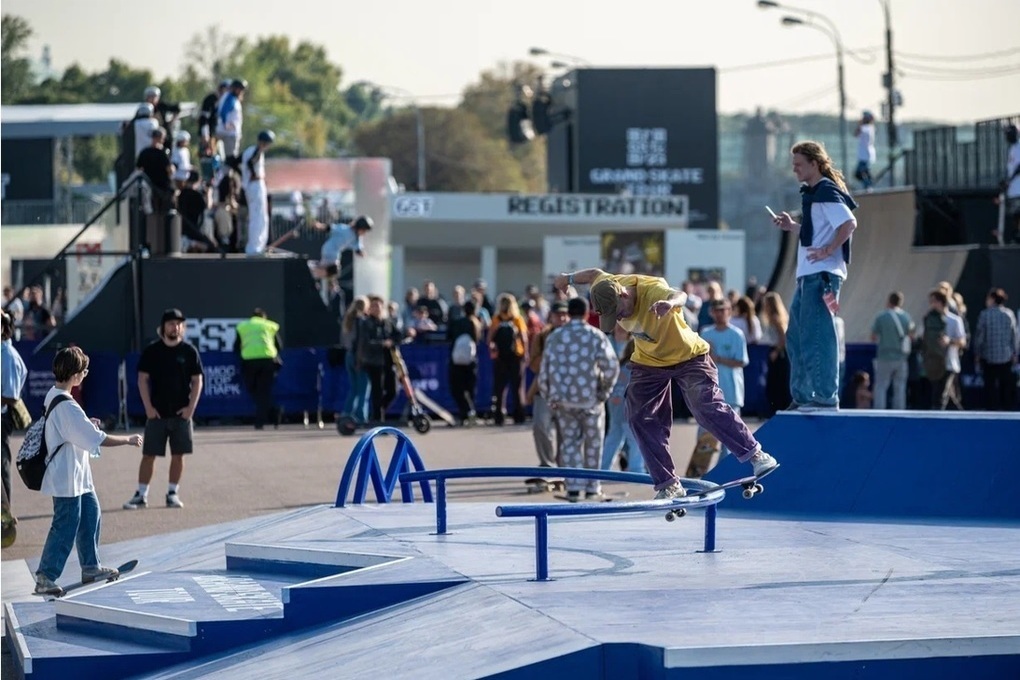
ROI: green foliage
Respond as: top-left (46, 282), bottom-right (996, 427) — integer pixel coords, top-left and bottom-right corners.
top-left (353, 108), bottom-right (527, 192)
top-left (1, 14), bottom-right (34, 102)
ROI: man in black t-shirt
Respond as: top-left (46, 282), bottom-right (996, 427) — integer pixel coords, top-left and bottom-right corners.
top-left (137, 128), bottom-right (175, 255)
top-left (123, 308), bottom-right (204, 510)
top-left (198, 80), bottom-right (230, 157)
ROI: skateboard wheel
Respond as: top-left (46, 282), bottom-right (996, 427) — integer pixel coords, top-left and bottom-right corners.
top-left (665, 512), bottom-right (675, 522)
top-left (413, 416), bottom-right (431, 434)
top-left (755, 483), bottom-right (764, 494)
top-left (742, 488), bottom-right (755, 500)
top-left (675, 508), bottom-right (686, 519)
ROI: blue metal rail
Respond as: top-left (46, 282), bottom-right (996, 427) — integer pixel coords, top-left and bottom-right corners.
top-left (399, 466), bottom-right (653, 533)
top-left (399, 467), bottom-right (726, 581)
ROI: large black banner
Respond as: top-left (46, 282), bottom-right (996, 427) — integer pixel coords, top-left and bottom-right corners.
top-left (546, 68), bottom-right (718, 229)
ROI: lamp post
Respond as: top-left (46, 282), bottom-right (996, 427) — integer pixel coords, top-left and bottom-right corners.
top-left (780, 16), bottom-right (848, 174)
top-left (758, 1), bottom-right (848, 173)
top-left (528, 47), bottom-right (591, 66)
top-left (878, 0), bottom-right (897, 185)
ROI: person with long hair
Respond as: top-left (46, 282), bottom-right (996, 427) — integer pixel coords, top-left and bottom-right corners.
top-left (731, 296), bottom-right (762, 345)
top-left (771, 141), bottom-right (858, 410)
top-left (760, 292), bottom-right (791, 415)
top-left (487, 293), bottom-right (529, 425)
top-left (340, 296), bottom-right (370, 424)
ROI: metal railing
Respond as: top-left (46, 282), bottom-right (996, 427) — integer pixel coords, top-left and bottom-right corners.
top-left (1, 196), bottom-right (110, 226)
top-left (905, 114), bottom-right (1019, 190)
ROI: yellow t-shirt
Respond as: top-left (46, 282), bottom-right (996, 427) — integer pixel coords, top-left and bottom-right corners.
top-left (593, 273), bottom-right (708, 367)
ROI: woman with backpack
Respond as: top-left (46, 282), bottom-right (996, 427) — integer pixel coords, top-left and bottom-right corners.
top-left (33, 347), bottom-right (143, 596)
top-left (447, 301), bottom-right (482, 426)
top-left (487, 293), bottom-right (529, 425)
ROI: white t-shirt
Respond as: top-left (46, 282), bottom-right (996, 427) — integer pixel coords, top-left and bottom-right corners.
top-left (171, 146), bottom-right (192, 182)
top-left (796, 202), bottom-right (856, 280)
top-left (857, 123), bottom-right (876, 164)
top-left (133, 117), bottom-right (159, 161)
top-left (41, 387), bottom-right (106, 497)
top-left (240, 145), bottom-right (263, 185)
top-left (1006, 142), bottom-right (1020, 199)
top-left (943, 311), bottom-right (966, 374)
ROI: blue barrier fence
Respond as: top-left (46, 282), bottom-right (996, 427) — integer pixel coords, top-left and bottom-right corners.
top-left (12, 341), bottom-right (897, 423)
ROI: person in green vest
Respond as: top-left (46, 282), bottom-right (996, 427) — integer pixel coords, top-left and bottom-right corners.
top-left (234, 309), bottom-right (282, 430)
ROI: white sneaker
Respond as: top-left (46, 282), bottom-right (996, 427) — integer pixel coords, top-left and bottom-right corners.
top-left (81, 565), bottom-right (119, 583)
top-left (653, 482), bottom-right (686, 500)
top-left (165, 492), bottom-right (184, 508)
top-left (122, 492), bottom-right (147, 510)
top-left (750, 451), bottom-right (779, 477)
top-left (34, 573), bottom-right (63, 596)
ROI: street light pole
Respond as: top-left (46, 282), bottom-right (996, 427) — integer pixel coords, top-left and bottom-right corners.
top-left (880, 0), bottom-right (897, 185)
top-left (780, 15), bottom-right (848, 174)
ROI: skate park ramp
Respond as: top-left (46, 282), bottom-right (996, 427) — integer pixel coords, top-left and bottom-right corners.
top-left (771, 187), bottom-right (971, 342)
top-left (5, 502), bottom-right (1019, 680)
top-left (5, 419), bottom-right (1020, 680)
top-left (708, 410), bottom-right (1020, 521)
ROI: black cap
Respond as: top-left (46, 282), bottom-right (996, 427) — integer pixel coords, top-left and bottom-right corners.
top-left (161, 308), bottom-right (186, 324)
top-left (550, 300), bottom-right (569, 313)
top-left (567, 297), bottom-right (589, 318)
top-left (352, 215), bottom-right (373, 231)
top-left (231, 79), bottom-right (248, 90)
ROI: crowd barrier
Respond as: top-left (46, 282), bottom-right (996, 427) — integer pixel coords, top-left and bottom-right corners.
top-left (12, 340), bottom-right (1000, 423)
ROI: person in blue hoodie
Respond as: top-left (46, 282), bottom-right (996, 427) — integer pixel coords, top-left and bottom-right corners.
top-left (771, 141), bottom-right (858, 411)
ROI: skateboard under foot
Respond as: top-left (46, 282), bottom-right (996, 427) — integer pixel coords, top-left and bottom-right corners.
top-left (664, 464), bottom-right (780, 522)
top-left (32, 559), bottom-right (139, 600)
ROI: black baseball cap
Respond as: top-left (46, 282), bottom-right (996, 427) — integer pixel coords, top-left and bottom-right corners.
top-left (161, 308), bottom-right (186, 324)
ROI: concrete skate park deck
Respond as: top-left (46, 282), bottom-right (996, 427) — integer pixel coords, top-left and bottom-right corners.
top-left (3, 413), bottom-right (1019, 678)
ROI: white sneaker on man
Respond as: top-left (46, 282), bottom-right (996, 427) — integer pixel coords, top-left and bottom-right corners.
top-left (750, 451), bottom-right (779, 477)
top-left (653, 482), bottom-right (686, 500)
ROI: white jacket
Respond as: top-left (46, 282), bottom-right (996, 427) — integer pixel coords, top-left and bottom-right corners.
top-left (41, 387), bottom-right (105, 497)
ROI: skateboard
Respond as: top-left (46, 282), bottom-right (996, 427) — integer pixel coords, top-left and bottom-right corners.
top-left (685, 427), bottom-right (722, 478)
top-left (524, 477), bottom-right (565, 494)
top-left (665, 464), bottom-right (780, 522)
top-left (1, 508), bottom-right (16, 548)
top-left (555, 491), bottom-right (630, 503)
top-left (33, 559), bottom-right (138, 599)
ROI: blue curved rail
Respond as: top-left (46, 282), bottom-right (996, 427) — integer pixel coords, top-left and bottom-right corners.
top-left (335, 427), bottom-right (433, 507)
top-left (399, 466), bottom-right (654, 534)
top-left (496, 480), bottom-right (725, 580)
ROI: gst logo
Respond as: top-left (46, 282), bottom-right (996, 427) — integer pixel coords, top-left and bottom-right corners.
top-left (186, 318), bottom-right (244, 352)
top-left (392, 196), bottom-right (433, 218)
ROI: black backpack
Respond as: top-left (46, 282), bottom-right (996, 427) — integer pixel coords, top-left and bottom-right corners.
top-left (492, 320), bottom-right (520, 360)
top-left (16, 394), bottom-right (72, 491)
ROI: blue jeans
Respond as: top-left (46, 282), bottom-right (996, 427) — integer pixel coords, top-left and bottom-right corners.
top-left (37, 491), bottom-right (102, 581)
top-left (602, 395), bottom-right (646, 474)
top-left (787, 272), bottom-right (842, 407)
top-left (342, 351), bottom-right (369, 422)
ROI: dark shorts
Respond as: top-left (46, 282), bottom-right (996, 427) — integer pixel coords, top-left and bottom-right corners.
top-left (142, 417), bottom-right (194, 456)
top-left (322, 263), bottom-right (339, 277)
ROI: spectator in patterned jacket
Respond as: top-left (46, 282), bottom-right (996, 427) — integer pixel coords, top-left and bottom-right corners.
top-left (538, 297), bottom-right (619, 501)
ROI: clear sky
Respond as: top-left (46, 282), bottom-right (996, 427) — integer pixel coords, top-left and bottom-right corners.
top-left (5, 0), bottom-right (1018, 123)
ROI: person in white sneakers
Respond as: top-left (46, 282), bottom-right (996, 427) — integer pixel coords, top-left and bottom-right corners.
top-left (123, 308), bottom-right (204, 511)
top-left (554, 269), bottom-right (778, 501)
top-left (35, 347), bottom-right (143, 596)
